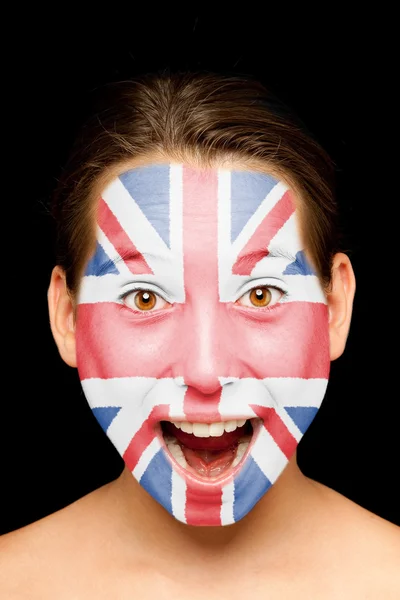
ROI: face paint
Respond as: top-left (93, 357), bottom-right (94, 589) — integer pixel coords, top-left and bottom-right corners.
top-left (76, 164), bottom-right (330, 526)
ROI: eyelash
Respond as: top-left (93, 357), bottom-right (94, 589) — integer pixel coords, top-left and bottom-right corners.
top-left (119, 284), bottom-right (288, 312)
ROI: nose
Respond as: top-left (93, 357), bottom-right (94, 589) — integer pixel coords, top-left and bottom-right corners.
top-left (176, 304), bottom-right (232, 396)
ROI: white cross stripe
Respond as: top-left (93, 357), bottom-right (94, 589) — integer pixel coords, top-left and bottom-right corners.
top-left (265, 377), bottom-right (329, 408)
top-left (171, 470), bottom-right (187, 524)
top-left (134, 437), bottom-right (161, 481)
top-left (221, 480), bottom-right (235, 525)
top-left (101, 176), bottom-right (185, 301)
top-left (250, 425), bottom-right (289, 484)
top-left (82, 378), bottom-right (186, 455)
top-left (231, 180), bottom-right (290, 259)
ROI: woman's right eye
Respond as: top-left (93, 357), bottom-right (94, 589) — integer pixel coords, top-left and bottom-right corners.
top-left (122, 290), bottom-right (171, 312)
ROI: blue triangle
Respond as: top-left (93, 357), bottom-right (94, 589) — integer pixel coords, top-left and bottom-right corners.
top-left (284, 406), bottom-right (318, 435)
top-left (85, 242), bottom-right (119, 276)
top-left (92, 406), bottom-right (121, 432)
top-left (283, 250), bottom-right (316, 275)
top-left (120, 164), bottom-right (170, 247)
top-left (231, 172), bottom-right (279, 242)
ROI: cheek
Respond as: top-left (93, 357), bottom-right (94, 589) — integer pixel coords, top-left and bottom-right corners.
top-left (75, 303), bottom-right (178, 379)
top-left (233, 302), bottom-right (330, 379)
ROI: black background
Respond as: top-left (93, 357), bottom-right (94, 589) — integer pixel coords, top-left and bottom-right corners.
top-left (3, 12), bottom-right (398, 535)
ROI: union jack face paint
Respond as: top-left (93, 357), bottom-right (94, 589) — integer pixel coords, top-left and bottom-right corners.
top-left (76, 163), bottom-right (330, 526)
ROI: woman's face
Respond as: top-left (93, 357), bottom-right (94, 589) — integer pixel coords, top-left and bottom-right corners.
top-left (75, 161), bottom-right (330, 526)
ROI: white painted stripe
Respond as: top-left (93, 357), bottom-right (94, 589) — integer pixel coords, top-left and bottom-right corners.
top-left (220, 480), bottom-right (235, 525)
top-left (102, 178), bottom-right (186, 300)
top-left (251, 426), bottom-right (288, 484)
top-left (167, 380), bottom-right (187, 422)
top-left (169, 164), bottom-right (185, 300)
top-left (263, 377), bottom-right (328, 408)
top-left (273, 405), bottom-right (303, 443)
top-left (171, 470), bottom-right (187, 524)
top-left (103, 177), bottom-right (169, 261)
top-left (78, 273), bottom-right (122, 304)
top-left (218, 377), bottom-right (329, 443)
top-left (82, 377), bottom-right (186, 455)
top-left (81, 377), bottom-right (189, 408)
top-left (97, 227), bottom-right (132, 277)
top-left (82, 377), bottom-right (156, 408)
top-left (134, 436), bottom-right (161, 481)
top-left (217, 377), bottom-right (328, 421)
top-left (231, 181), bottom-right (289, 259)
top-left (268, 210), bottom-right (303, 261)
top-left (83, 376), bottom-right (327, 411)
top-left (218, 378), bottom-right (263, 418)
top-left (78, 271), bottom-right (184, 305)
top-left (248, 270), bottom-right (327, 304)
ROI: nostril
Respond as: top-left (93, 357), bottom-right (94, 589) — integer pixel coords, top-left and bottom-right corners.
top-left (183, 379), bottom-right (223, 397)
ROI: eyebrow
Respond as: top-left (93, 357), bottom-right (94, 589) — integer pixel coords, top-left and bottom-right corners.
top-left (114, 249), bottom-right (145, 264)
top-left (233, 247), bottom-right (297, 273)
top-left (95, 249), bottom-right (152, 277)
top-left (103, 247), bottom-right (297, 274)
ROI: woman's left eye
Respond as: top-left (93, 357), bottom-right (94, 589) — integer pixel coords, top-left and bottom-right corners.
top-left (122, 290), bottom-right (170, 312)
top-left (236, 286), bottom-right (284, 308)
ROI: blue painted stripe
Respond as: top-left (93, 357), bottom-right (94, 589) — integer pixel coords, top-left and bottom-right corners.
top-left (120, 165), bottom-right (171, 247)
top-left (140, 449), bottom-right (173, 515)
top-left (233, 456), bottom-right (272, 522)
top-left (85, 242), bottom-right (119, 276)
top-left (284, 406), bottom-right (318, 435)
top-left (283, 250), bottom-right (316, 275)
top-left (230, 171), bottom-right (278, 242)
top-left (92, 406), bottom-right (121, 432)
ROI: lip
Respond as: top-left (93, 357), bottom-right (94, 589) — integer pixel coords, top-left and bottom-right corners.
top-left (155, 418), bottom-right (263, 486)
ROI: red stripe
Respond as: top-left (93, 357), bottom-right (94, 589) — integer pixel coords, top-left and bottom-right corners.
top-left (98, 197), bottom-right (153, 274)
top-left (76, 301), bottom-right (329, 380)
top-left (185, 480), bottom-right (223, 526)
top-left (181, 167), bottom-right (223, 422)
top-left (123, 405), bottom-right (167, 471)
top-left (232, 190), bottom-right (295, 275)
top-left (250, 406), bottom-right (298, 460)
top-left (180, 167), bottom-right (224, 526)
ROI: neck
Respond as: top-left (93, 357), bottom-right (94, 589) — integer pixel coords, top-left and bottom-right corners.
top-left (96, 455), bottom-right (321, 568)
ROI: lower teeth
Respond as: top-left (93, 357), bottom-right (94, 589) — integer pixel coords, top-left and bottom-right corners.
top-left (231, 439), bottom-right (250, 467)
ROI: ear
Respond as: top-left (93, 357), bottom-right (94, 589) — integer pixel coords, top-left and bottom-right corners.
top-left (47, 266), bottom-right (77, 367)
top-left (327, 252), bottom-right (356, 361)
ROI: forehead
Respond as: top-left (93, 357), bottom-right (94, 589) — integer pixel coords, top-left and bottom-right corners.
top-left (96, 162), bottom-right (304, 244)
top-left (91, 163), bottom-right (309, 282)
top-left (82, 162), bottom-right (321, 304)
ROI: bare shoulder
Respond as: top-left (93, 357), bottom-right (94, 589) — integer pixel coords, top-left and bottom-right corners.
top-left (0, 485), bottom-right (119, 599)
top-left (309, 480), bottom-right (400, 597)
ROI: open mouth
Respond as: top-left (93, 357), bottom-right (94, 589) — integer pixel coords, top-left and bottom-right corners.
top-left (159, 418), bottom-right (262, 481)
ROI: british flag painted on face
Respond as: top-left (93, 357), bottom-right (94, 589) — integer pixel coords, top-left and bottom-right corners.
top-left (76, 163), bottom-right (330, 526)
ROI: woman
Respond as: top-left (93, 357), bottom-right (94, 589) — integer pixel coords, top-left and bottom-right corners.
top-left (1, 71), bottom-right (399, 598)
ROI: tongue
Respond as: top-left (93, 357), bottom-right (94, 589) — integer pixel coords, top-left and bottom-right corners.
top-left (183, 447), bottom-right (237, 477)
top-left (163, 421), bottom-right (249, 478)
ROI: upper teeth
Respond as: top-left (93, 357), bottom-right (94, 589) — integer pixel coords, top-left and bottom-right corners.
top-left (170, 419), bottom-right (247, 437)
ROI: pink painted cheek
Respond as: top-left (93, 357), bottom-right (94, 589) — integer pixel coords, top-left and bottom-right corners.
top-left (75, 303), bottom-right (181, 380)
top-left (226, 302), bottom-right (331, 379)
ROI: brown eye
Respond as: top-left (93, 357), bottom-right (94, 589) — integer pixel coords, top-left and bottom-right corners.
top-left (237, 286), bottom-right (284, 309)
top-left (122, 289), bottom-right (170, 312)
top-left (134, 291), bottom-right (157, 310)
top-left (249, 287), bottom-right (271, 307)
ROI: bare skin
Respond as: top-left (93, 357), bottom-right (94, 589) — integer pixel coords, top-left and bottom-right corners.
top-left (1, 457), bottom-right (399, 599)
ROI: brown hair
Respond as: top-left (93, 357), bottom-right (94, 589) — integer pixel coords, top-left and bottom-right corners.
top-left (51, 70), bottom-right (340, 294)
